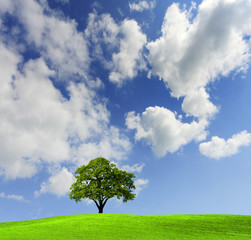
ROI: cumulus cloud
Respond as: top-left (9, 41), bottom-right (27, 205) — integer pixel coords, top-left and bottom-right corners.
top-left (181, 88), bottom-right (218, 119)
top-left (0, 192), bottom-right (29, 202)
top-left (0, 53), bottom-right (130, 179)
top-left (35, 167), bottom-right (75, 197)
top-left (147, 0), bottom-right (251, 117)
top-left (85, 12), bottom-right (147, 86)
top-left (126, 0), bottom-right (251, 157)
top-left (199, 131), bottom-right (251, 159)
top-left (109, 19), bottom-right (147, 86)
top-left (0, 57), bottom-right (69, 178)
top-left (126, 106), bottom-right (208, 157)
top-left (129, 1), bottom-right (156, 12)
top-left (0, 1), bottom-right (131, 182)
top-left (7, 0), bottom-right (90, 79)
top-left (147, 0), bottom-right (251, 97)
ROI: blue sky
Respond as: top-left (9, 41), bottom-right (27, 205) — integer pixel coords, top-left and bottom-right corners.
top-left (0, 0), bottom-right (251, 222)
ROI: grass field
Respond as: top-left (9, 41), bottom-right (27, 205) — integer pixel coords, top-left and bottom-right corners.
top-left (0, 214), bottom-right (251, 239)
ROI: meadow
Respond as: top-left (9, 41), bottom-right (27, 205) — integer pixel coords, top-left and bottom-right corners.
top-left (0, 214), bottom-right (251, 239)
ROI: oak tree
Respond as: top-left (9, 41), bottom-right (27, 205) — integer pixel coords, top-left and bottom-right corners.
top-left (69, 157), bottom-right (136, 213)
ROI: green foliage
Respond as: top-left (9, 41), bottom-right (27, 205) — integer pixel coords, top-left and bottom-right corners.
top-left (69, 157), bottom-right (136, 213)
top-left (1, 214), bottom-right (251, 240)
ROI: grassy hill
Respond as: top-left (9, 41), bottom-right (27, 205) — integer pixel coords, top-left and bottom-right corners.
top-left (1, 214), bottom-right (251, 239)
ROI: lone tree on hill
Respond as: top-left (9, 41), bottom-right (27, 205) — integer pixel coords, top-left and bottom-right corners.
top-left (69, 157), bottom-right (136, 213)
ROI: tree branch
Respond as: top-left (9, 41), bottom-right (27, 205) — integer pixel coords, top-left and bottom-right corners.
top-left (92, 199), bottom-right (99, 208)
top-left (103, 198), bottom-right (109, 208)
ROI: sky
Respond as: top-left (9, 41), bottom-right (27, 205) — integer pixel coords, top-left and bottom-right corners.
top-left (0, 0), bottom-right (251, 222)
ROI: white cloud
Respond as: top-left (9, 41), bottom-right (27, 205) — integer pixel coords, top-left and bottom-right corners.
top-left (199, 131), bottom-right (251, 159)
top-left (134, 178), bottom-right (149, 195)
top-left (75, 127), bottom-right (131, 165)
top-left (0, 57), bottom-right (70, 179)
top-left (0, 0), bottom-right (14, 14)
top-left (120, 163), bottom-right (145, 173)
top-left (85, 12), bottom-right (119, 69)
top-left (109, 19), bottom-right (147, 86)
top-left (126, 0), bottom-right (251, 157)
top-left (84, 198), bottom-right (94, 205)
top-left (126, 106), bottom-right (208, 157)
top-left (12, 0), bottom-right (90, 79)
top-left (35, 167), bottom-right (75, 197)
top-left (0, 0), bottom-right (132, 181)
top-left (0, 192), bottom-right (29, 202)
top-left (85, 12), bottom-right (147, 86)
top-left (0, 54), bottom-right (130, 179)
top-left (85, 12), bottom-right (119, 47)
top-left (35, 162), bottom-right (145, 197)
top-left (182, 88), bottom-right (218, 119)
top-left (129, 1), bottom-right (156, 12)
top-left (148, 0), bottom-right (251, 97)
top-left (146, 0), bottom-right (251, 117)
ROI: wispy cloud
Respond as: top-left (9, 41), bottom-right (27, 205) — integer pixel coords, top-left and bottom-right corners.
top-left (15, 0), bottom-right (90, 80)
top-left (85, 12), bottom-right (147, 86)
top-left (134, 179), bottom-right (149, 195)
top-left (0, 192), bottom-right (29, 203)
top-left (129, 1), bottom-right (156, 12)
top-left (55, 0), bottom-right (69, 4)
top-left (120, 163), bottom-right (145, 173)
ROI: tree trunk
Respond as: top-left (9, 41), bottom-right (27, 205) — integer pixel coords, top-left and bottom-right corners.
top-left (98, 205), bottom-right (103, 213)
top-left (97, 198), bottom-right (109, 213)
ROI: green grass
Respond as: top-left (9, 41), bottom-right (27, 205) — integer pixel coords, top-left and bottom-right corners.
top-left (1, 214), bottom-right (251, 239)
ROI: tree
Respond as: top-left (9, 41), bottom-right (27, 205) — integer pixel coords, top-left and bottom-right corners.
top-left (69, 157), bottom-right (136, 213)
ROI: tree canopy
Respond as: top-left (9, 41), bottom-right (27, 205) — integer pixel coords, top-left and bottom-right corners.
top-left (69, 157), bottom-right (136, 213)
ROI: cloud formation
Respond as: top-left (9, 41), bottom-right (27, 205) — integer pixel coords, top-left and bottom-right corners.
top-left (147, 0), bottom-right (251, 99)
top-left (120, 163), bottom-right (145, 173)
top-left (2, 0), bottom-right (90, 80)
top-left (85, 12), bottom-right (147, 86)
top-left (127, 0), bottom-right (251, 158)
top-left (109, 19), bottom-right (147, 86)
top-left (199, 131), bottom-right (251, 159)
top-left (129, 0), bottom-right (156, 12)
top-left (1, 0), bottom-right (250, 201)
top-left (126, 107), bottom-right (208, 157)
top-left (0, 0), bottom-right (131, 184)
top-left (35, 167), bottom-right (75, 197)
top-left (0, 192), bottom-right (29, 202)
top-left (134, 178), bottom-right (149, 195)
top-left (0, 53), bottom-right (130, 179)
top-left (181, 87), bottom-right (218, 119)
